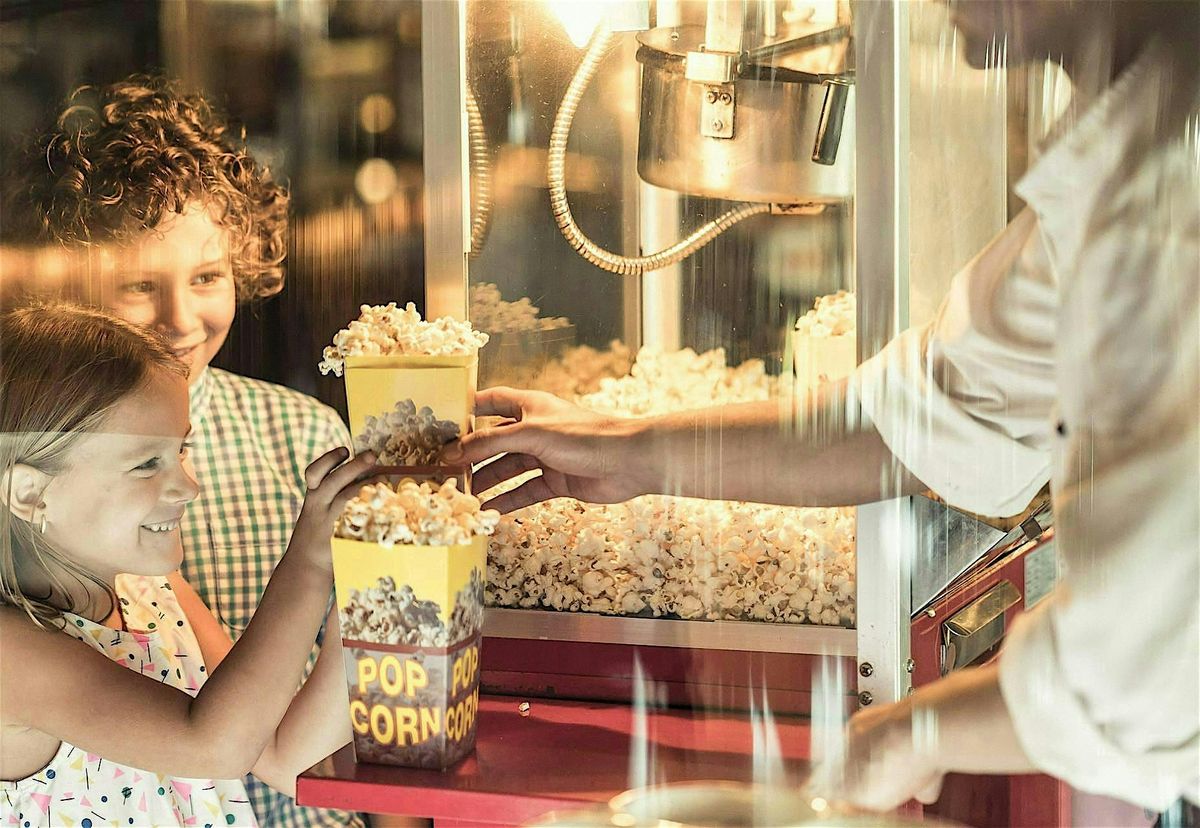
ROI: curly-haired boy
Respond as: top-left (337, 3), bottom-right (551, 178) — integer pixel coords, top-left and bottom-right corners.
top-left (4, 76), bottom-right (363, 828)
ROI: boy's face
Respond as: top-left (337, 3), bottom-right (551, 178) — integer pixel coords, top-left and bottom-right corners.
top-left (94, 203), bottom-right (237, 385)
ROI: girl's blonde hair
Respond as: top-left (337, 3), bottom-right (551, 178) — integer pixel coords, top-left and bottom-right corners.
top-left (0, 302), bottom-right (187, 627)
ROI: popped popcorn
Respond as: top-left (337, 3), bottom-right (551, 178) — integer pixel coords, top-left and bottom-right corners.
top-left (339, 569), bottom-right (484, 648)
top-left (579, 346), bottom-right (776, 417)
top-left (483, 344), bottom-right (858, 627)
top-left (336, 478), bottom-right (501, 547)
top-left (794, 290), bottom-right (855, 338)
top-left (319, 302), bottom-right (490, 376)
top-left (498, 340), bottom-right (635, 399)
top-left (793, 290), bottom-right (857, 387)
top-left (354, 399), bottom-right (461, 466)
top-left (486, 496), bottom-right (856, 627)
top-left (469, 282), bottom-right (571, 334)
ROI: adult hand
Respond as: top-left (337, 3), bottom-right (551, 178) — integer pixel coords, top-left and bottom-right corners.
top-left (818, 664), bottom-right (1028, 812)
top-left (443, 387), bottom-right (653, 513)
top-left (832, 697), bottom-right (945, 811)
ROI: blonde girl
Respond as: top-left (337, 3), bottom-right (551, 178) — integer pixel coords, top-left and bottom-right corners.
top-left (0, 302), bottom-right (374, 827)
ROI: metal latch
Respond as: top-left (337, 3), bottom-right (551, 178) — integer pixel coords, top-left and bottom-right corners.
top-left (700, 84), bottom-right (735, 139)
top-left (940, 580), bottom-right (1021, 675)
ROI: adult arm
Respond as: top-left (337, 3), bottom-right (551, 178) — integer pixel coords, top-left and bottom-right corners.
top-left (455, 212), bottom-right (1056, 516)
top-left (453, 380), bottom-right (926, 513)
top-left (832, 663), bottom-right (1034, 810)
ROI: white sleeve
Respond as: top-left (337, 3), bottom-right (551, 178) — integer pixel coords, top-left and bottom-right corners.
top-left (998, 419), bottom-right (1200, 809)
top-left (998, 145), bottom-right (1200, 809)
top-left (852, 209), bottom-right (1056, 517)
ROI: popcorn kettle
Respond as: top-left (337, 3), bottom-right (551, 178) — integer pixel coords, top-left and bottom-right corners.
top-left (547, 0), bottom-right (855, 275)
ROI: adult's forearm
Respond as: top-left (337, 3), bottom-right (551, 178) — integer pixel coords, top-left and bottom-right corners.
top-left (636, 380), bottom-right (925, 507)
top-left (915, 663), bottom-right (1035, 775)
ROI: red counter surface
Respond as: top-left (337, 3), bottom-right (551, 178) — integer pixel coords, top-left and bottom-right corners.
top-left (297, 694), bottom-right (814, 826)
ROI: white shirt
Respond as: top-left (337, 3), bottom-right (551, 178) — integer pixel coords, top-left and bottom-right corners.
top-left (855, 41), bottom-right (1200, 809)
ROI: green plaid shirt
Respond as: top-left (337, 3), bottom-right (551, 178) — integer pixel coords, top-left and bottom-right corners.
top-left (183, 367), bottom-right (362, 828)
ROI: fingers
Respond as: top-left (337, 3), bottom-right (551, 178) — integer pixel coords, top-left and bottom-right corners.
top-left (305, 450), bottom-right (377, 504)
top-left (472, 387), bottom-right (532, 420)
top-left (304, 447), bottom-right (351, 489)
top-left (472, 452), bottom-right (542, 495)
top-left (452, 421), bottom-right (538, 465)
top-left (481, 474), bottom-right (561, 514)
top-left (329, 479), bottom-right (370, 516)
top-left (322, 451), bottom-right (378, 495)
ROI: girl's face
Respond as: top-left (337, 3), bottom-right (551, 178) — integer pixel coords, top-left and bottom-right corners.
top-left (40, 369), bottom-right (199, 580)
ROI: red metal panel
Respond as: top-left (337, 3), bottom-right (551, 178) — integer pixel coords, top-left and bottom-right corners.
top-left (481, 637), bottom-right (857, 716)
top-left (909, 533), bottom-right (1057, 687)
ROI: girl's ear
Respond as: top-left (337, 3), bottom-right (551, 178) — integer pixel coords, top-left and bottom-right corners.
top-left (0, 464), bottom-right (51, 523)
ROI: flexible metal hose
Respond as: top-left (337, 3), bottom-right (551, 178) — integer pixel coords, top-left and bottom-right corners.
top-left (548, 27), bottom-right (771, 276)
top-left (466, 84), bottom-right (494, 258)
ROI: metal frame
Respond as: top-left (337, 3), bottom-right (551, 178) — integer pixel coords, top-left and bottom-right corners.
top-left (485, 608), bottom-right (856, 656)
top-left (638, 185), bottom-right (685, 349)
top-left (420, 0), bottom-right (926, 680)
top-left (422, 0), bottom-right (470, 320)
top-left (851, 0), bottom-right (914, 707)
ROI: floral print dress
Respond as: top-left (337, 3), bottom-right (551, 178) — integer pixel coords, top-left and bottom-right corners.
top-left (1, 576), bottom-right (258, 828)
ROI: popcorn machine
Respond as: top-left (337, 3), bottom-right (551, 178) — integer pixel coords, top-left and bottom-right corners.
top-left (421, 0), bottom-right (1045, 715)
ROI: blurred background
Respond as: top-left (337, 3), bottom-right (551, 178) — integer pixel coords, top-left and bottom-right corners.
top-left (0, 0), bottom-right (426, 414)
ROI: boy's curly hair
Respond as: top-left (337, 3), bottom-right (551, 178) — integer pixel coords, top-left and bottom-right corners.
top-left (7, 75), bottom-right (288, 301)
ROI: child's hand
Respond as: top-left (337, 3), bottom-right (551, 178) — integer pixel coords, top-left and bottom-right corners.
top-left (291, 448), bottom-right (377, 571)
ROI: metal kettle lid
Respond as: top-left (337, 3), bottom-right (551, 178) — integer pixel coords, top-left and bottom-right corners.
top-left (636, 24), bottom-right (853, 85)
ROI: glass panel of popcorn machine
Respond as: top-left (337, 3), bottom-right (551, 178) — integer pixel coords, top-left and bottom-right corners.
top-left (466, 0), bottom-right (638, 394)
top-left (471, 0), bottom-right (859, 632)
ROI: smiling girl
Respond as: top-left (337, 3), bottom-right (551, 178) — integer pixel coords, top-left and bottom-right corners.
top-left (3, 77), bottom-right (360, 827)
top-left (0, 302), bottom-right (374, 827)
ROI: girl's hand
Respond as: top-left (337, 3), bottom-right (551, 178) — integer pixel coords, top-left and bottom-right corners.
top-left (291, 447), bottom-right (377, 569)
top-left (443, 387), bottom-right (650, 513)
top-left (835, 698), bottom-right (945, 811)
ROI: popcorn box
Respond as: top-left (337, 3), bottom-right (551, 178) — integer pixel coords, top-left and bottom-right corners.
top-left (343, 354), bottom-right (477, 441)
top-left (332, 535), bottom-right (486, 769)
top-left (792, 330), bottom-right (856, 389)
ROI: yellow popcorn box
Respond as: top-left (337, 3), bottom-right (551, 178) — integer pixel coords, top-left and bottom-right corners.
top-left (343, 354), bottom-right (478, 442)
top-left (792, 330), bottom-right (856, 389)
top-left (332, 535), bottom-right (486, 769)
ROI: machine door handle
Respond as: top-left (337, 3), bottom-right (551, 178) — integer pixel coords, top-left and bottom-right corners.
top-left (812, 78), bottom-right (851, 166)
top-left (940, 580), bottom-right (1021, 676)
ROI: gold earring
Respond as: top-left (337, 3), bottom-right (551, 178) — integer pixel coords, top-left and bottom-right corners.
top-left (36, 504), bottom-right (47, 535)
